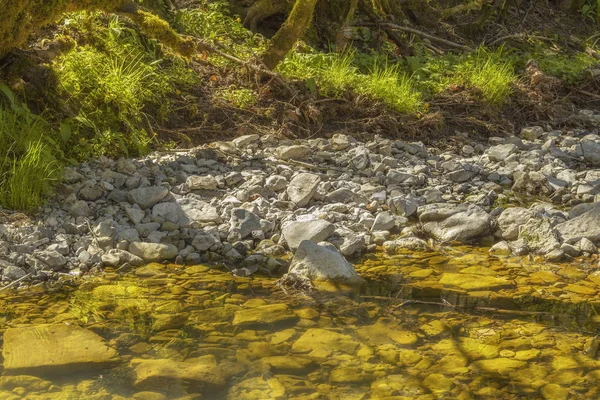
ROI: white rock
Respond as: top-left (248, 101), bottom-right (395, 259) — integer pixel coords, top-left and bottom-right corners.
top-left (422, 205), bottom-right (491, 243)
top-left (497, 207), bottom-right (534, 240)
top-left (371, 212), bottom-right (396, 232)
top-left (556, 209), bottom-right (600, 244)
top-left (288, 240), bottom-right (362, 284)
top-left (129, 242), bottom-right (178, 262)
top-left (128, 186), bottom-right (169, 209)
top-left (282, 220), bottom-right (335, 251)
top-left (287, 173), bottom-right (320, 207)
top-left (187, 175), bottom-right (218, 190)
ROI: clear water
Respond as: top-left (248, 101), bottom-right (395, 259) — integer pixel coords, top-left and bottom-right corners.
top-left (0, 247), bottom-right (599, 399)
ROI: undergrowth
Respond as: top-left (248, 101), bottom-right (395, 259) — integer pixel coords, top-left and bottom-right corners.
top-left (0, 86), bottom-right (62, 211)
top-left (55, 12), bottom-right (199, 158)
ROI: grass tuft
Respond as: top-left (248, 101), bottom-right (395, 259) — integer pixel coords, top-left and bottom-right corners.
top-left (458, 48), bottom-right (515, 106)
top-left (0, 86), bottom-right (61, 211)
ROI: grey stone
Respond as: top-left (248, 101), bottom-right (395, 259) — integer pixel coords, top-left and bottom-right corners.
top-left (287, 173), bottom-right (320, 207)
top-left (266, 175), bottom-right (288, 192)
top-left (387, 197), bottom-right (419, 218)
top-left (192, 232), bottom-right (220, 252)
top-left (382, 237), bottom-right (429, 253)
top-left (287, 240), bottom-right (362, 284)
top-left (79, 185), bottom-right (104, 201)
top-left (556, 209), bottom-right (600, 244)
top-left (69, 200), bottom-right (91, 218)
top-left (34, 250), bottom-right (68, 271)
top-left (230, 208), bottom-right (262, 240)
top-left (371, 212), bottom-right (396, 232)
top-left (276, 145), bottom-right (310, 160)
top-left (447, 169), bottom-right (475, 183)
top-left (282, 220), bottom-right (335, 251)
top-left (486, 144), bottom-right (518, 162)
top-left (187, 175), bottom-right (218, 191)
top-left (94, 220), bottom-right (115, 238)
top-left (518, 217), bottom-right (560, 254)
top-left (129, 242), bottom-right (178, 262)
top-left (497, 207), bottom-right (534, 241)
top-left (124, 205), bottom-right (145, 224)
top-left (521, 126), bottom-right (544, 141)
top-left (2, 265), bottom-right (27, 280)
top-left (581, 140), bottom-right (600, 166)
top-left (422, 205), bottom-right (491, 243)
top-left (129, 186), bottom-right (169, 209)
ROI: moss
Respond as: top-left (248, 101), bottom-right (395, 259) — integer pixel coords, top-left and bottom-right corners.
top-left (125, 10), bottom-right (196, 58)
top-left (0, 0), bottom-right (129, 56)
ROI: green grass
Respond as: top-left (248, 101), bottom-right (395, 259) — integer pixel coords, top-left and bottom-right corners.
top-left (55, 12), bottom-right (199, 158)
top-left (457, 48), bottom-right (516, 106)
top-left (0, 86), bottom-right (61, 211)
top-left (278, 50), bottom-right (421, 113)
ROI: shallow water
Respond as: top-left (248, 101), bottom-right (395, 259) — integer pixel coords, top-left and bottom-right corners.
top-left (1, 248), bottom-right (600, 399)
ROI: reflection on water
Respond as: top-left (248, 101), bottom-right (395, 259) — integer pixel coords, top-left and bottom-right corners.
top-left (0, 247), bottom-right (599, 399)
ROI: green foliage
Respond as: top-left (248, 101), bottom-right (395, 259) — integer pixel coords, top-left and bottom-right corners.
top-left (456, 48), bottom-right (516, 106)
top-left (278, 50), bottom-right (421, 114)
top-left (0, 86), bottom-right (62, 211)
top-left (580, 0), bottom-right (600, 23)
top-left (173, 1), bottom-right (265, 60)
top-left (214, 86), bottom-right (258, 109)
top-left (55, 12), bottom-right (199, 158)
top-left (534, 50), bottom-right (598, 84)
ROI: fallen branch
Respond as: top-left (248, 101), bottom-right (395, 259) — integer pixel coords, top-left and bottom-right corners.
top-left (0, 273), bottom-right (32, 292)
top-left (377, 22), bottom-right (474, 52)
top-left (487, 33), bottom-right (556, 47)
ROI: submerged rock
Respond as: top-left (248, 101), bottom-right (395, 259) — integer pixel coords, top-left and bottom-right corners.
top-left (232, 304), bottom-right (298, 327)
top-left (287, 240), bottom-right (362, 284)
top-left (2, 324), bottom-right (119, 375)
top-left (291, 328), bottom-right (359, 359)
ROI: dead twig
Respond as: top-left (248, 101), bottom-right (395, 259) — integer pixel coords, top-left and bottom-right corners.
top-left (487, 33), bottom-right (556, 47)
top-left (376, 22), bottom-right (474, 52)
top-left (0, 273), bottom-right (32, 292)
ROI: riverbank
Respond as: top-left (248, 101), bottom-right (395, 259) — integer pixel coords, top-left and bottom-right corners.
top-left (1, 117), bottom-right (600, 287)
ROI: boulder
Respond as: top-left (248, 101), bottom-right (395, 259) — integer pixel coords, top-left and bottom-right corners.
top-left (287, 240), bottom-right (362, 284)
top-left (371, 211), bottom-right (396, 231)
top-left (421, 205), bottom-right (491, 243)
top-left (486, 144), bottom-right (518, 162)
top-left (129, 242), bottom-right (178, 262)
top-left (2, 324), bottom-right (119, 375)
top-left (556, 210), bottom-right (600, 244)
top-left (287, 173), bottom-right (320, 207)
top-left (497, 207), bottom-right (534, 240)
top-left (129, 186), bottom-right (169, 209)
top-left (276, 145), bottom-right (310, 160)
top-left (282, 220), bottom-right (335, 251)
top-left (383, 237), bottom-right (429, 253)
top-left (518, 217), bottom-right (560, 254)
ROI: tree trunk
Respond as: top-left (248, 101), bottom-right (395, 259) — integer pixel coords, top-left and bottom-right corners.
top-left (261, 0), bottom-right (319, 69)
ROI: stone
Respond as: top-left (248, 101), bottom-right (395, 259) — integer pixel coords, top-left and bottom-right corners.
top-left (2, 265), bottom-right (26, 280)
top-left (371, 211), bottom-right (396, 231)
top-left (556, 209), bottom-right (600, 244)
top-left (439, 273), bottom-right (513, 290)
top-left (579, 237), bottom-right (597, 253)
top-left (276, 145), bottom-right (310, 160)
top-left (260, 356), bottom-right (314, 374)
top-left (186, 175), bottom-right (218, 190)
top-left (519, 217), bottom-right (560, 254)
top-left (265, 175), bottom-right (287, 192)
top-left (34, 250), bottom-right (67, 270)
top-left (232, 304), bottom-right (298, 327)
top-left (387, 196), bottom-right (418, 217)
top-left (287, 240), bottom-right (362, 284)
top-left (177, 197), bottom-right (222, 225)
top-left (192, 232), bottom-right (220, 251)
top-left (232, 134), bottom-right (260, 147)
top-left (124, 205), bottom-right (145, 224)
top-left (282, 220), bottom-right (335, 251)
top-left (69, 200), bottom-right (91, 217)
top-left (291, 328), bottom-right (359, 359)
top-left (229, 208), bottom-right (262, 240)
top-left (79, 185), bottom-right (104, 201)
top-left (383, 237), bottom-right (429, 253)
top-left (489, 241), bottom-right (512, 256)
top-left (128, 186), bottom-right (169, 209)
top-left (486, 144), bottom-right (518, 162)
top-left (94, 220), bottom-right (115, 238)
top-left (422, 205), bottom-right (491, 243)
top-left (581, 140), bottom-right (600, 166)
top-left (497, 207), bottom-right (534, 240)
top-left (2, 324), bottom-right (119, 375)
top-left (521, 126), bottom-right (544, 141)
top-left (423, 373), bottom-right (454, 392)
top-left (447, 169), bottom-right (475, 182)
top-left (287, 173), bottom-right (320, 207)
top-left (129, 242), bottom-right (178, 262)
top-left (418, 203), bottom-right (468, 222)
top-left (331, 134), bottom-right (355, 150)
top-left (131, 355), bottom-right (235, 390)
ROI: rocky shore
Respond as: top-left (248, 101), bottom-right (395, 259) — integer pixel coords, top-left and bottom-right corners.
top-left (2, 116), bottom-right (600, 286)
